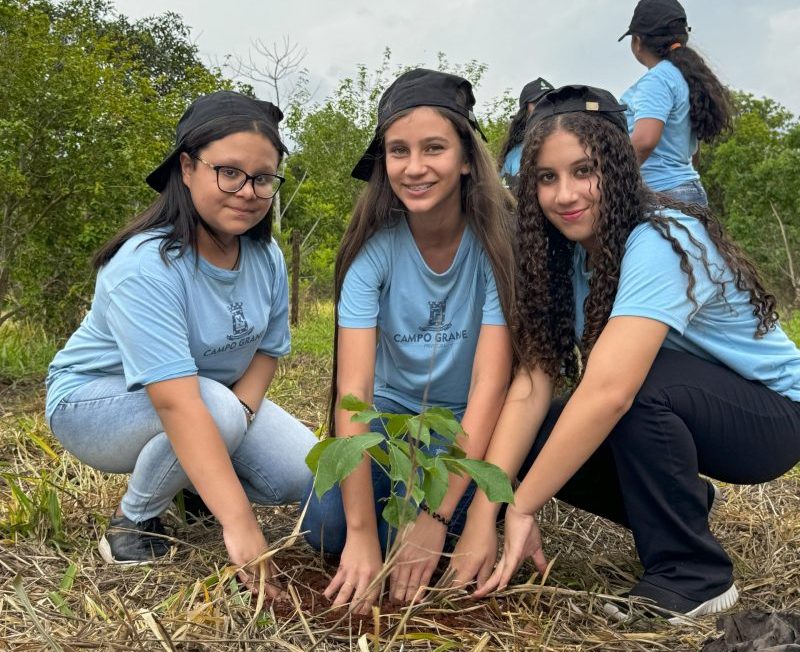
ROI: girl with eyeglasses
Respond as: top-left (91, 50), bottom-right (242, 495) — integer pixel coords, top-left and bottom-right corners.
top-left (45, 91), bottom-right (316, 595)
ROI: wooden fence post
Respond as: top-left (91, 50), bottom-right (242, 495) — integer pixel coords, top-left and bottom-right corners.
top-left (291, 229), bottom-right (300, 326)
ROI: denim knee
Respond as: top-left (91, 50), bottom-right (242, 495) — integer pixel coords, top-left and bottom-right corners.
top-left (301, 478), bottom-right (347, 554)
top-left (197, 377), bottom-right (247, 453)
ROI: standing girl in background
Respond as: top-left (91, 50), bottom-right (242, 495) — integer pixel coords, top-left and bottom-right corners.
top-left (46, 91), bottom-right (316, 595)
top-left (462, 85), bottom-right (800, 621)
top-left (498, 77), bottom-right (554, 190)
top-left (619, 0), bottom-right (731, 205)
top-left (302, 69), bottom-right (516, 614)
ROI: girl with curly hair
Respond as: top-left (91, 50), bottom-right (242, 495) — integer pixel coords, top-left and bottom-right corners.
top-left (498, 77), bottom-right (554, 190)
top-left (462, 85), bottom-right (800, 622)
top-left (619, 0), bottom-right (732, 205)
top-left (301, 69), bottom-right (516, 614)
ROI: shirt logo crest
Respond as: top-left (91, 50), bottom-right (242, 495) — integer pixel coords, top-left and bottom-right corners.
top-left (227, 302), bottom-right (255, 340)
top-left (419, 299), bottom-right (452, 332)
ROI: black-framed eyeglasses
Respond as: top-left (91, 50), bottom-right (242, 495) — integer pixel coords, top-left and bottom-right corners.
top-left (194, 156), bottom-right (284, 199)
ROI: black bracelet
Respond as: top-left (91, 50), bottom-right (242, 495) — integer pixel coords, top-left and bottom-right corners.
top-left (419, 503), bottom-right (451, 528)
top-left (238, 399), bottom-right (256, 425)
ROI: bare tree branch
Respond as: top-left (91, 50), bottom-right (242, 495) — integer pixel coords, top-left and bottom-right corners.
top-left (770, 202), bottom-right (797, 287)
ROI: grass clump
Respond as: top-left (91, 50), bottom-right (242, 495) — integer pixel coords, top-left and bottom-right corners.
top-left (0, 320), bottom-right (59, 382)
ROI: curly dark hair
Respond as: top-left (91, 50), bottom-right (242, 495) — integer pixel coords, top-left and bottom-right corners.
top-left (639, 32), bottom-right (732, 142)
top-left (515, 112), bottom-right (777, 380)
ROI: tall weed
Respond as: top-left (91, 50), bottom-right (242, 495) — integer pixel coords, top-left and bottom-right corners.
top-left (0, 321), bottom-right (59, 381)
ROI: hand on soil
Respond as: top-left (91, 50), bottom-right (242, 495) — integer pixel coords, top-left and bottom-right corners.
top-left (472, 504), bottom-right (547, 599)
top-left (389, 513), bottom-right (447, 604)
top-left (447, 513), bottom-right (498, 593)
top-left (324, 531), bottom-right (383, 615)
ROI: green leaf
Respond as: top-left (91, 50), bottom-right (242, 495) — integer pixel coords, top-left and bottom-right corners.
top-left (406, 415), bottom-right (431, 446)
top-left (421, 458), bottom-right (449, 510)
top-left (305, 437), bottom-right (336, 474)
top-left (384, 414), bottom-right (410, 438)
top-left (59, 563), bottom-right (77, 592)
top-left (367, 445), bottom-right (390, 468)
top-left (313, 434), bottom-right (385, 499)
top-left (449, 459), bottom-right (514, 504)
top-left (349, 409), bottom-right (382, 424)
top-left (338, 394), bottom-right (371, 412)
top-left (387, 441), bottom-right (413, 484)
top-left (382, 494), bottom-right (417, 529)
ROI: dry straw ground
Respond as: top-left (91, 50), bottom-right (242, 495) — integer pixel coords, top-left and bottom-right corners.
top-left (1, 346), bottom-right (798, 651)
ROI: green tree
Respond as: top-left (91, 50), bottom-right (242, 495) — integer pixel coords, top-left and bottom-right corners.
top-left (0, 0), bottom-right (226, 332)
top-left (699, 93), bottom-right (800, 307)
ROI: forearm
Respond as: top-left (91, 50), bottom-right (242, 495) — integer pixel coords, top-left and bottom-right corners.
top-left (513, 381), bottom-right (630, 515)
top-left (468, 367), bottom-right (554, 519)
top-left (434, 375), bottom-right (509, 518)
top-left (231, 352), bottom-right (277, 413)
top-left (158, 398), bottom-right (254, 528)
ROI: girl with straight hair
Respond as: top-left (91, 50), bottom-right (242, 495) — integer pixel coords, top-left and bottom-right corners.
top-left (302, 68), bottom-right (516, 614)
top-left (46, 91), bottom-right (317, 595)
top-left (460, 85), bottom-right (800, 622)
top-left (619, 0), bottom-right (732, 205)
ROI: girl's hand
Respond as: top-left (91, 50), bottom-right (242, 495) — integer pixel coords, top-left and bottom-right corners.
top-left (389, 512), bottom-right (447, 604)
top-left (222, 515), bottom-right (282, 599)
top-left (472, 504), bottom-right (547, 598)
top-left (324, 530), bottom-right (384, 615)
top-left (448, 512), bottom-right (498, 593)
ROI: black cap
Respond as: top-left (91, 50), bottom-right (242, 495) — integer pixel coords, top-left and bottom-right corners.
top-left (618, 0), bottom-right (690, 41)
top-left (528, 85), bottom-right (628, 133)
top-left (519, 77), bottom-right (555, 108)
top-left (146, 90), bottom-right (288, 192)
top-left (351, 68), bottom-right (487, 181)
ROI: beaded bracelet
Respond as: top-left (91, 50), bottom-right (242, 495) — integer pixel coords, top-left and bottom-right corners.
top-left (419, 503), bottom-right (451, 528)
top-left (238, 399), bottom-right (256, 425)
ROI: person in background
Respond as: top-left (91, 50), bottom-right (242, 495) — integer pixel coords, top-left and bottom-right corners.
top-left (46, 91), bottom-right (317, 595)
top-left (302, 69), bottom-right (516, 614)
top-left (619, 0), bottom-right (732, 205)
top-left (498, 77), bottom-right (554, 190)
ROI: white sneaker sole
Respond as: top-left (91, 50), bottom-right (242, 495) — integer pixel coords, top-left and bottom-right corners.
top-left (98, 535), bottom-right (160, 566)
top-left (604, 583), bottom-right (739, 624)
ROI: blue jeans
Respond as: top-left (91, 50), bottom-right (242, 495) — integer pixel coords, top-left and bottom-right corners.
top-left (661, 179), bottom-right (708, 206)
top-left (301, 396), bottom-right (476, 556)
top-left (49, 375), bottom-right (318, 522)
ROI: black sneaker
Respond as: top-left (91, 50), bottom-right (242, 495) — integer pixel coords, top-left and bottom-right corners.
top-left (98, 514), bottom-right (172, 565)
top-left (176, 488), bottom-right (215, 525)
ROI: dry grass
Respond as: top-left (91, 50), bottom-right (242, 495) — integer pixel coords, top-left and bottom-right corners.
top-left (1, 357), bottom-right (798, 651)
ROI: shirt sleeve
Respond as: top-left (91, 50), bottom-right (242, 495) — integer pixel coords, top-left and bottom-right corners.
top-left (630, 68), bottom-right (673, 123)
top-left (258, 242), bottom-right (291, 358)
top-left (106, 274), bottom-right (197, 390)
top-left (338, 239), bottom-right (388, 328)
top-left (480, 254), bottom-right (507, 326)
top-left (610, 222), bottom-right (720, 334)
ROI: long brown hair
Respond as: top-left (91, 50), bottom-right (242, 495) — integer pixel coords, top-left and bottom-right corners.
top-left (515, 112), bottom-right (777, 381)
top-left (639, 33), bottom-right (732, 142)
top-left (328, 107), bottom-right (516, 432)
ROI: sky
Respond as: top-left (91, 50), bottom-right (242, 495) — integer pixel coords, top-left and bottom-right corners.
top-left (110, 0), bottom-right (800, 117)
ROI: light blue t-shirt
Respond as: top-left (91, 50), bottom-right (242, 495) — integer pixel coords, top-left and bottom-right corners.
top-left (45, 232), bottom-right (291, 421)
top-left (338, 218), bottom-right (506, 414)
top-left (500, 144), bottom-right (523, 178)
top-left (572, 209), bottom-right (800, 401)
top-left (621, 60), bottom-right (699, 192)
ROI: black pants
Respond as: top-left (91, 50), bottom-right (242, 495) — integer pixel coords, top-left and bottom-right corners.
top-left (520, 348), bottom-right (800, 603)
